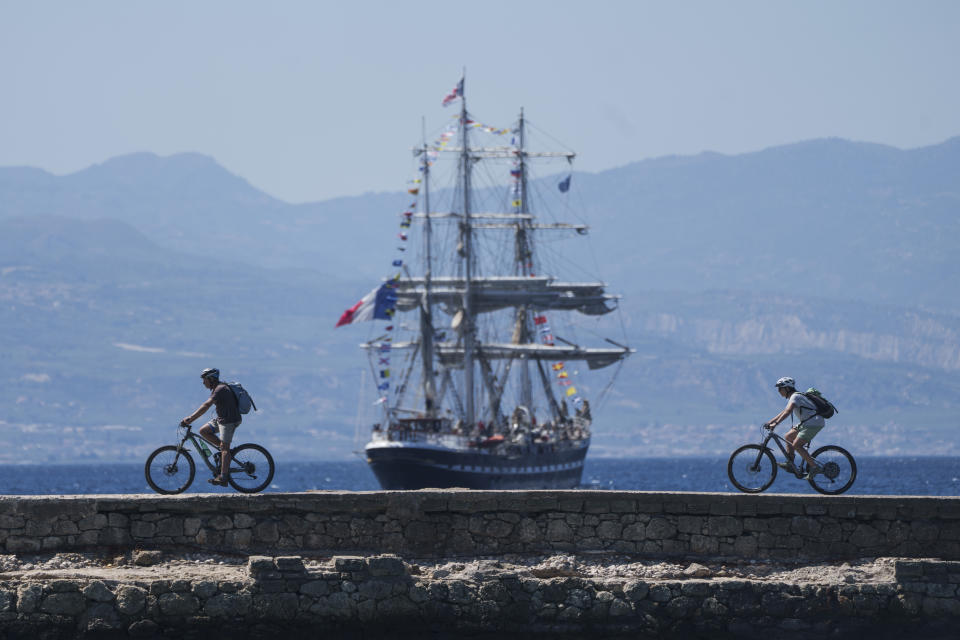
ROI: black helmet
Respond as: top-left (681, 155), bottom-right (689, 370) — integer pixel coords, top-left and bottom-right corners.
top-left (200, 368), bottom-right (220, 381)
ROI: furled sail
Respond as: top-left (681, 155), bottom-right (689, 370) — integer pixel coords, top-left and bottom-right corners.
top-left (363, 340), bottom-right (629, 370)
top-left (392, 276), bottom-right (618, 316)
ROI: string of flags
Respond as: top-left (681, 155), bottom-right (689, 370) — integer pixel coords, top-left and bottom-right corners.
top-left (534, 314), bottom-right (582, 409)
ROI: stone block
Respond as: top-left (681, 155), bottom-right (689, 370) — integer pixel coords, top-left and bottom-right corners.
top-left (681, 581), bottom-right (713, 597)
top-left (248, 556), bottom-right (276, 574)
top-left (334, 556), bottom-right (366, 572)
top-left (300, 580), bottom-right (330, 597)
top-left (130, 521), bottom-right (156, 538)
top-left (224, 528), bottom-right (253, 548)
top-left (53, 520), bottom-right (79, 535)
top-left (50, 579), bottom-right (80, 593)
top-left (233, 513), bottom-right (256, 528)
top-left (276, 556), bottom-right (306, 573)
top-left (17, 584), bottom-right (42, 613)
top-left (677, 515), bottom-right (703, 534)
top-left (546, 519), bottom-right (573, 542)
top-left (204, 592), bottom-right (253, 618)
top-left (107, 513), bottom-right (129, 527)
top-left (83, 581), bottom-right (114, 603)
top-left (708, 500), bottom-right (737, 516)
top-left (645, 517), bottom-right (677, 540)
top-left (25, 520), bottom-right (53, 536)
top-left (849, 524), bottom-right (883, 547)
top-left (622, 522), bottom-right (645, 541)
top-left (708, 516), bottom-right (743, 537)
top-left (98, 527), bottom-right (132, 546)
top-left (6, 536), bottom-right (41, 552)
top-left (115, 585), bottom-right (147, 615)
top-left (133, 550), bottom-right (163, 566)
top-left (791, 516), bottom-right (821, 537)
top-left (367, 555), bottom-right (405, 577)
top-left (41, 536), bottom-right (63, 550)
top-left (159, 592), bottom-right (199, 616)
top-left (193, 581), bottom-right (218, 599)
top-left (690, 534), bottom-right (718, 554)
top-left (0, 515), bottom-right (26, 528)
top-left (208, 514), bottom-right (234, 530)
top-left (170, 579), bottom-right (192, 593)
top-left (155, 517), bottom-right (184, 537)
top-left (596, 521), bottom-right (622, 540)
top-left (253, 521), bottom-right (280, 543)
top-left (41, 592), bottom-right (85, 615)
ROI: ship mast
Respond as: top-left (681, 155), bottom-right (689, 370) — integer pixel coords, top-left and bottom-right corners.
top-left (459, 78), bottom-right (476, 428)
top-left (516, 108), bottom-right (533, 411)
top-left (419, 120), bottom-right (437, 417)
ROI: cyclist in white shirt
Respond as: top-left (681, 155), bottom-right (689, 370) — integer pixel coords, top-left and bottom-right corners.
top-left (764, 376), bottom-right (825, 479)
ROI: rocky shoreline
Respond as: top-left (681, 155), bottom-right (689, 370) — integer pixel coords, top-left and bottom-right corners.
top-left (0, 551), bottom-right (955, 639)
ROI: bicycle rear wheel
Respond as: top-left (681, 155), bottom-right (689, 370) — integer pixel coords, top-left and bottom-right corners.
top-left (808, 445), bottom-right (857, 495)
top-left (727, 444), bottom-right (777, 493)
top-left (227, 443), bottom-right (275, 494)
top-left (145, 446), bottom-right (196, 494)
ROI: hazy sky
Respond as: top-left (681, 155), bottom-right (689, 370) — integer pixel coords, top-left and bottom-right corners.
top-left (1, 1), bottom-right (958, 203)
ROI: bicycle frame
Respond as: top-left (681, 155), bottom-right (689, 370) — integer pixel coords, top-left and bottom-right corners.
top-left (755, 428), bottom-right (807, 476)
top-left (176, 424), bottom-right (221, 475)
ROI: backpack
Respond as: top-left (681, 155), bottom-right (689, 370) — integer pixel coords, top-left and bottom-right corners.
top-left (801, 387), bottom-right (837, 419)
top-left (226, 381), bottom-right (257, 415)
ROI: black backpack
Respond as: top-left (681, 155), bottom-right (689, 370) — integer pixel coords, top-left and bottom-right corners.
top-left (801, 388), bottom-right (837, 419)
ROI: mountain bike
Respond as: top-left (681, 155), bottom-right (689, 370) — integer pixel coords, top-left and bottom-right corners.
top-left (145, 422), bottom-right (275, 494)
top-left (727, 424), bottom-right (856, 495)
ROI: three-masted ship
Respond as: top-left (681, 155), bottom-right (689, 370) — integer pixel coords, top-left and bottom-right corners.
top-left (348, 78), bottom-right (631, 489)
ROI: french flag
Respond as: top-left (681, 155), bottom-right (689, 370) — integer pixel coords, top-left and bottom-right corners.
top-left (335, 284), bottom-right (397, 328)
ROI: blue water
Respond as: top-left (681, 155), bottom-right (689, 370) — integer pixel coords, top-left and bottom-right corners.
top-left (1, 456), bottom-right (958, 496)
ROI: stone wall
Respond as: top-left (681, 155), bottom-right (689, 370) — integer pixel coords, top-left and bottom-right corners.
top-left (1, 555), bottom-right (958, 639)
top-left (1, 491), bottom-right (959, 561)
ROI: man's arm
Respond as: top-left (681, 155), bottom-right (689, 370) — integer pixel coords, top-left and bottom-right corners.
top-left (182, 398), bottom-right (214, 425)
top-left (765, 400), bottom-right (796, 429)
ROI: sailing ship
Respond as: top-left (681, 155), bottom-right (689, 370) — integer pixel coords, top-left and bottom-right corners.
top-left (342, 78), bottom-right (631, 490)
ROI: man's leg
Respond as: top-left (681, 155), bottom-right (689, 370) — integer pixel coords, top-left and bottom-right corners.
top-left (219, 444), bottom-right (230, 480)
top-left (198, 422), bottom-right (222, 449)
top-left (794, 437), bottom-right (817, 468)
top-left (217, 422), bottom-right (239, 481)
top-left (783, 429), bottom-right (799, 459)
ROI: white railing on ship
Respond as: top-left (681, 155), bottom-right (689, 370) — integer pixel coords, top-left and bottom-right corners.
top-left (368, 429), bottom-right (589, 451)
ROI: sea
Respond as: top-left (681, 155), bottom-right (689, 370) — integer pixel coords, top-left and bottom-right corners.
top-left (1, 456), bottom-right (958, 496)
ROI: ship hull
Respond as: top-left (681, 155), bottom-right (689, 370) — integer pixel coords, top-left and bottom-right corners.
top-left (365, 439), bottom-right (589, 490)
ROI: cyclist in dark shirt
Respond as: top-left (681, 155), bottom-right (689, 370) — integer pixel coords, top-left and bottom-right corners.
top-left (181, 368), bottom-right (241, 486)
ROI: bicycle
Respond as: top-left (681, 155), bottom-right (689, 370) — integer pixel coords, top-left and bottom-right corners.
top-left (144, 422), bottom-right (275, 494)
top-left (727, 424), bottom-right (857, 495)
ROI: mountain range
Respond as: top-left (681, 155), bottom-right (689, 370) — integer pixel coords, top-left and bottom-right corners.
top-left (1, 136), bottom-right (958, 462)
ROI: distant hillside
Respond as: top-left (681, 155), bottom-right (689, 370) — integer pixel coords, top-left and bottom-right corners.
top-left (1, 137), bottom-right (959, 462)
top-left (2, 137), bottom-right (959, 311)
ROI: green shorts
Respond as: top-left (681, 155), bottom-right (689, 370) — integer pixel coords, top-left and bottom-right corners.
top-left (795, 422), bottom-right (825, 443)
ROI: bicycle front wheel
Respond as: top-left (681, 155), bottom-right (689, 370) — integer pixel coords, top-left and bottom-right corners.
top-left (145, 446), bottom-right (196, 494)
top-left (808, 445), bottom-right (857, 495)
top-left (727, 444), bottom-right (777, 493)
top-left (227, 443), bottom-right (275, 494)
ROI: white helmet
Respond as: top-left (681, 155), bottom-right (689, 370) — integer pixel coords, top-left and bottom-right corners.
top-left (775, 376), bottom-right (796, 389)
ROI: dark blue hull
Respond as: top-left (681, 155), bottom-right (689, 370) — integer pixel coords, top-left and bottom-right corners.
top-left (365, 440), bottom-right (588, 490)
